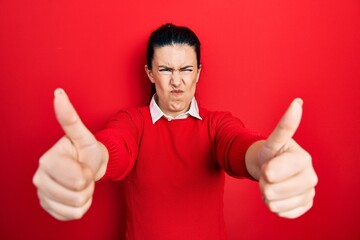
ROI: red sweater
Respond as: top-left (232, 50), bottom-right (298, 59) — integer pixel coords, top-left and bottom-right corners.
top-left (95, 106), bottom-right (263, 240)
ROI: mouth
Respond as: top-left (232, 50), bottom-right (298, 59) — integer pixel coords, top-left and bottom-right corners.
top-left (170, 90), bottom-right (184, 96)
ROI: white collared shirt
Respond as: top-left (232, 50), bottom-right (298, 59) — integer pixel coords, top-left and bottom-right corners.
top-left (149, 94), bottom-right (202, 124)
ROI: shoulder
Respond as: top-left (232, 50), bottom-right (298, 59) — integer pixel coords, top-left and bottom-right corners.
top-left (106, 106), bottom-right (150, 127)
top-left (199, 106), bottom-right (244, 127)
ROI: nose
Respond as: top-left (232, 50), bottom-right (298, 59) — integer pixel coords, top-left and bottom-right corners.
top-left (170, 70), bottom-right (182, 88)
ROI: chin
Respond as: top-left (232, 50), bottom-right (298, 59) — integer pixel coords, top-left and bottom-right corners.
top-left (169, 103), bottom-right (186, 112)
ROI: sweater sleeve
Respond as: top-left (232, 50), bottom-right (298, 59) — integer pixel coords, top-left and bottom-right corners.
top-left (213, 112), bottom-right (264, 179)
top-left (94, 108), bottom-right (144, 181)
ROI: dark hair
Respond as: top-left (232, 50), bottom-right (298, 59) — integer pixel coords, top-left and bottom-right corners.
top-left (146, 23), bottom-right (201, 69)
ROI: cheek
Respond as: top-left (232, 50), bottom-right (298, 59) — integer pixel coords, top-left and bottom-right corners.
top-left (190, 76), bottom-right (199, 88)
top-left (154, 79), bottom-right (168, 91)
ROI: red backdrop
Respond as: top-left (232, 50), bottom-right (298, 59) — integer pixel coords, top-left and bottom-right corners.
top-left (1, 1), bottom-right (359, 239)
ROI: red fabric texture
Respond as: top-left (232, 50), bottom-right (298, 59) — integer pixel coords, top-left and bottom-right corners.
top-left (95, 106), bottom-right (263, 239)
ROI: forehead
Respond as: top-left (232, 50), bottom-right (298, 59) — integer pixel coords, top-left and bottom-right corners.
top-left (152, 44), bottom-right (197, 66)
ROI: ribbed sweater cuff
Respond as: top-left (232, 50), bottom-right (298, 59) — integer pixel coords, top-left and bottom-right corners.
top-left (95, 133), bottom-right (122, 181)
top-left (228, 133), bottom-right (265, 180)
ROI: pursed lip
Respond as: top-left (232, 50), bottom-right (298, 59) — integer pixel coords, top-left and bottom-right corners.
top-left (171, 89), bottom-right (183, 93)
top-left (170, 90), bottom-right (184, 98)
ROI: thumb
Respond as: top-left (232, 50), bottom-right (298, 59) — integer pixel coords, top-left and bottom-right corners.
top-left (260, 98), bottom-right (303, 164)
top-left (54, 88), bottom-right (97, 150)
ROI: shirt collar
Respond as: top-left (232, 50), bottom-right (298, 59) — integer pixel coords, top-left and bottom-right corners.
top-left (149, 94), bottom-right (202, 124)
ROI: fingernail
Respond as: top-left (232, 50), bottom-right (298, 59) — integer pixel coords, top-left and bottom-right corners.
top-left (295, 98), bottom-right (303, 106)
top-left (54, 88), bottom-right (64, 96)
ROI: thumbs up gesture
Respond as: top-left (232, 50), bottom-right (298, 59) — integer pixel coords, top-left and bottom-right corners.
top-left (256, 99), bottom-right (318, 218)
top-left (33, 89), bottom-right (108, 220)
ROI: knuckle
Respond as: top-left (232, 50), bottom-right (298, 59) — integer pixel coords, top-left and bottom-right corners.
top-left (307, 169), bottom-right (318, 188)
top-left (69, 208), bottom-right (85, 220)
top-left (71, 182), bottom-right (94, 207)
top-left (309, 188), bottom-right (316, 199)
top-left (32, 169), bottom-right (47, 188)
top-left (268, 202), bottom-right (279, 213)
top-left (263, 186), bottom-right (275, 200)
top-left (262, 167), bottom-right (274, 182)
top-left (69, 198), bottom-right (92, 220)
top-left (306, 199), bottom-right (314, 209)
top-left (36, 189), bottom-right (44, 199)
top-left (32, 172), bottom-right (40, 187)
top-left (297, 150), bottom-right (312, 170)
top-left (72, 194), bottom-right (87, 208)
top-left (38, 156), bottom-right (47, 169)
top-left (39, 154), bottom-right (53, 173)
top-left (72, 179), bottom-right (86, 191)
top-left (71, 170), bottom-right (94, 191)
top-left (312, 172), bottom-right (319, 186)
top-left (303, 150), bottom-right (312, 162)
top-left (39, 197), bottom-right (51, 212)
top-left (73, 173), bottom-right (93, 190)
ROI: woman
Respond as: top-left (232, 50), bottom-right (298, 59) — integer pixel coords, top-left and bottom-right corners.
top-left (33, 23), bottom-right (317, 239)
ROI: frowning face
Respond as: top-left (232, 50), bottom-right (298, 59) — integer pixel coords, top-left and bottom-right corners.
top-left (145, 44), bottom-right (201, 118)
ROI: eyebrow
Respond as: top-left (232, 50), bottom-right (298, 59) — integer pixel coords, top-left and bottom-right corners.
top-left (157, 65), bottom-right (194, 70)
top-left (158, 65), bottom-right (172, 69)
top-left (180, 65), bottom-right (194, 70)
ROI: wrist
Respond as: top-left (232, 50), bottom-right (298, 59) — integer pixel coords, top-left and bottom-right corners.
top-left (94, 141), bottom-right (109, 181)
top-left (245, 140), bottom-right (266, 180)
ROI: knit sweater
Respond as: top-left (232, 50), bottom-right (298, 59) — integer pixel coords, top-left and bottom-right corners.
top-left (95, 106), bottom-right (264, 240)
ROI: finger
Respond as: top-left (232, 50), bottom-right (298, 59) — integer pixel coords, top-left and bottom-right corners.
top-left (53, 88), bottom-right (96, 149)
top-left (260, 155), bottom-right (317, 199)
top-left (260, 171), bottom-right (317, 202)
top-left (261, 142), bottom-right (312, 182)
top-left (277, 201), bottom-right (313, 219)
top-left (261, 98), bottom-right (303, 162)
top-left (267, 188), bottom-right (315, 214)
top-left (34, 168), bottom-right (94, 208)
top-left (260, 175), bottom-right (314, 203)
top-left (38, 137), bottom-right (94, 190)
top-left (37, 194), bottom-right (69, 221)
top-left (38, 193), bottom-right (93, 221)
top-left (46, 209), bottom-right (69, 221)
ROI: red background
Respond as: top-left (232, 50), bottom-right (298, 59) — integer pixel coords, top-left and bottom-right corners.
top-left (1, 1), bottom-right (359, 239)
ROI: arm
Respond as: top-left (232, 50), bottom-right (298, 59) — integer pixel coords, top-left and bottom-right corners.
top-left (213, 112), bottom-right (264, 179)
top-left (245, 99), bottom-right (318, 219)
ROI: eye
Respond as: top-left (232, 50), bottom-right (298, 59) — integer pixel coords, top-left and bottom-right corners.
top-left (159, 68), bottom-right (172, 72)
top-left (181, 68), bottom-right (193, 72)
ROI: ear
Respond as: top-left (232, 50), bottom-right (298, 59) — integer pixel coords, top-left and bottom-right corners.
top-left (145, 65), bottom-right (155, 83)
top-left (196, 64), bottom-right (202, 83)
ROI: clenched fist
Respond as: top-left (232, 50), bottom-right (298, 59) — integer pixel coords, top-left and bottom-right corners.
top-left (246, 99), bottom-right (318, 218)
top-left (32, 89), bottom-right (108, 220)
